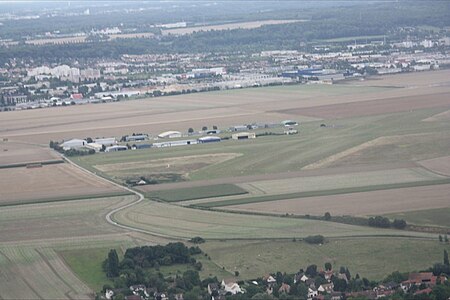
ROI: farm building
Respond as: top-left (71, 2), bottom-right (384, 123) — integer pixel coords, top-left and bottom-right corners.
top-left (94, 137), bottom-right (117, 146)
top-left (61, 139), bottom-right (87, 150)
top-left (85, 142), bottom-right (103, 152)
top-left (198, 136), bottom-right (221, 143)
top-left (229, 125), bottom-right (248, 132)
top-left (158, 131), bottom-right (182, 139)
top-left (284, 128), bottom-right (298, 135)
top-left (153, 139), bottom-right (197, 148)
top-left (206, 129), bottom-right (221, 135)
top-left (131, 144), bottom-right (151, 150)
top-left (282, 120), bottom-right (298, 127)
top-left (232, 132), bottom-right (256, 140)
top-left (105, 145), bottom-right (128, 152)
top-left (124, 134), bottom-right (149, 142)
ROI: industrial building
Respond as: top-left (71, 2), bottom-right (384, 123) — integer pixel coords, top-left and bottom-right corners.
top-left (282, 120), bottom-right (298, 127)
top-left (198, 136), bottom-right (221, 143)
top-left (105, 145), bottom-right (128, 152)
top-left (131, 144), bottom-right (151, 150)
top-left (124, 134), bottom-right (149, 142)
top-left (61, 139), bottom-right (87, 150)
top-left (232, 132), bottom-right (256, 140)
top-left (153, 139), bottom-right (197, 148)
top-left (93, 137), bottom-right (117, 146)
top-left (157, 131), bottom-right (182, 139)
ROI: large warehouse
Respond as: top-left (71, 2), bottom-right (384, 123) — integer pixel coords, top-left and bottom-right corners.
top-left (232, 132), bottom-right (256, 140)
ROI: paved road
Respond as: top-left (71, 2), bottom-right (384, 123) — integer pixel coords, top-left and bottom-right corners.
top-left (62, 155), bottom-right (186, 240)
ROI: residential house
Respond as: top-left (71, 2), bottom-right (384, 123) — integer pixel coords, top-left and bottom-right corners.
top-left (105, 289), bottom-right (114, 300)
top-left (308, 287), bottom-right (318, 300)
top-left (208, 283), bottom-right (219, 297)
top-left (278, 283), bottom-right (291, 294)
top-left (221, 279), bottom-right (243, 295)
top-left (318, 283), bottom-right (334, 294)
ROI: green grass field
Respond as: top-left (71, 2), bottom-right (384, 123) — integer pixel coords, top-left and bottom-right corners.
top-left (113, 199), bottom-right (433, 240)
top-left (75, 108), bottom-right (450, 183)
top-left (385, 208), bottom-right (450, 228)
top-left (200, 238), bottom-right (450, 281)
top-left (146, 184), bottom-right (248, 202)
top-left (59, 248), bottom-right (116, 291)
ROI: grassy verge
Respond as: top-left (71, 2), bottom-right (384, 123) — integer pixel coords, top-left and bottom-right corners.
top-left (385, 207), bottom-right (450, 228)
top-left (145, 184), bottom-right (248, 202)
top-left (195, 178), bottom-right (450, 208)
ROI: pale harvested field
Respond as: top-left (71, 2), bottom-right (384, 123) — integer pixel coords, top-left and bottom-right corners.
top-left (423, 109), bottom-right (450, 122)
top-left (281, 92), bottom-right (450, 119)
top-left (323, 132), bottom-right (450, 168)
top-left (418, 156), bottom-right (450, 176)
top-left (0, 163), bottom-right (123, 205)
top-left (0, 141), bottom-right (60, 165)
top-left (238, 167), bottom-right (444, 195)
top-left (349, 69), bottom-right (450, 88)
top-left (0, 196), bottom-right (134, 243)
top-left (162, 20), bottom-right (303, 35)
top-left (96, 153), bottom-right (242, 181)
top-left (0, 246), bottom-right (92, 299)
top-left (2, 70), bottom-right (450, 145)
top-left (26, 36), bottom-right (87, 45)
top-left (226, 184), bottom-right (450, 216)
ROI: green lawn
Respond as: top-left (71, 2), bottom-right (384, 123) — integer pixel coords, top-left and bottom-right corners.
top-left (59, 248), bottom-right (116, 291)
top-left (146, 184), bottom-right (248, 202)
top-left (200, 238), bottom-right (450, 281)
top-left (385, 208), bottom-right (450, 228)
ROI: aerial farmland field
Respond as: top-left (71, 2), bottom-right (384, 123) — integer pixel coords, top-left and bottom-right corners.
top-left (1, 70), bottom-right (450, 299)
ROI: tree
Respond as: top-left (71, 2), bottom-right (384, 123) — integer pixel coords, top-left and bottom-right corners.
top-left (324, 212), bottom-right (331, 221)
top-left (325, 262), bottom-right (332, 271)
top-left (445, 234), bottom-right (449, 243)
top-left (439, 235), bottom-right (443, 242)
top-left (202, 126), bottom-right (208, 131)
top-left (392, 219), bottom-right (407, 229)
top-left (235, 271), bottom-right (240, 277)
top-left (188, 128), bottom-right (194, 134)
top-left (444, 249), bottom-right (449, 266)
top-left (106, 249), bottom-right (120, 277)
top-left (213, 125), bottom-right (218, 130)
top-left (305, 264), bottom-right (318, 277)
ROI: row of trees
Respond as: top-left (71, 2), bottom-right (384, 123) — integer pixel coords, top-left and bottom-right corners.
top-left (49, 140), bottom-right (95, 156)
top-left (368, 216), bottom-right (407, 229)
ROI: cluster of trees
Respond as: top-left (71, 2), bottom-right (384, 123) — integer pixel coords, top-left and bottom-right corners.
top-left (368, 216), bottom-right (407, 229)
top-left (103, 243), bottom-right (204, 289)
top-left (49, 140), bottom-right (95, 156)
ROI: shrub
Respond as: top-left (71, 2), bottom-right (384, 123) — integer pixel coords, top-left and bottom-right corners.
top-left (304, 235), bottom-right (325, 244)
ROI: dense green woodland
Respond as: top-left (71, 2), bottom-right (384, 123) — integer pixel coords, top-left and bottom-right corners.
top-left (1, 1), bottom-right (449, 65)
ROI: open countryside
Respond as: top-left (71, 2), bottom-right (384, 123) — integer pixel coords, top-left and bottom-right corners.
top-left (1, 1), bottom-right (450, 298)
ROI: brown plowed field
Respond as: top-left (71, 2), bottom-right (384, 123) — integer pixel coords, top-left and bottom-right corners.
top-left (225, 184), bottom-right (450, 216)
top-left (0, 163), bottom-right (123, 205)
